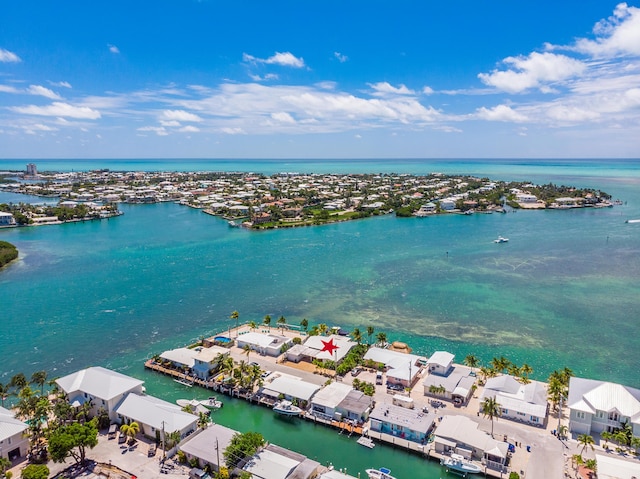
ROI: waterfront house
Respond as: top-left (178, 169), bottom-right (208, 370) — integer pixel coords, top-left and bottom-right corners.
top-left (242, 443), bottom-right (322, 479)
top-left (310, 382), bottom-right (373, 422)
top-left (192, 346), bottom-right (230, 380)
top-left (479, 375), bottom-right (548, 426)
top-left (368, 403), bottom-right (436, 444)
top-left (114, 393), bottom-right (198, 441)
top-left (0, 406), bottom-right (29, 462)
top-left (422, 365), bottom-right (476, 405)
top-left (236, 332), bottom-right (292, 357)
top-left (567, 377), bottom-right (640, 436)
top-left (433, 415), bottom-right (509, 471)
top-left (285, 335), bottom-right (356, 364)
top-left (56, 366), bottom-right (144, 422)
top-left (179, 423), bottom-right (237, 471)
top-left (0, 211), bottom-right (16, 226)
top-left (318, 470), bottom-right (358, 479)
top-left (160, 347), bottom-right (199, 371)
top-left (595, 453), bottom-right (640, 479)
top-left (259, 373), bottom-right (321, 408)
top-left (425, 351), bottom-right (454, 376)
top-left (362, 347), bottom-right (424, 388)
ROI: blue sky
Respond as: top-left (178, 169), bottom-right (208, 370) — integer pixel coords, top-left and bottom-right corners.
top-left (1, 1), bottom-right (639, 159)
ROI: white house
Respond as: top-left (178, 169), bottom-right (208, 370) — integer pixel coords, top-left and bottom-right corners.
top-left (309, 382), bottom-right (373, 422)
top-left (260, 373), bottom-right (321, 407)
top-left (423, 366), bottom-right (476, 405)
top-left (567, 377), bottom-right (640, 436)
top-left (480, 375), bottom-right (548, 426)
top-left (433, 415), bottom-right (509, 471)
top-left (362, 347), bottom-right (423, 388)
top-left (236, 332), bottom-right (292, 357)
top-left (0, 212), bottom-right (16, 226)
top-left (192, 346), bottom-right (230, 380)
top-left (242, 444), bottom-right (321, 479)
top-left (368, 403), bottom-right (436, 444)
top-left (179, 423), bottom-right (238, 471)
top-left (425, 351), bottom-right (454, 376)
top-left (115, 393), bottom-right (198, 441)
top-left (56, 366), bottom-right (144, 422)
top-left (286, 335), bottom-right (356, 364)
top-left (0, 406), bottom-right (29, 462)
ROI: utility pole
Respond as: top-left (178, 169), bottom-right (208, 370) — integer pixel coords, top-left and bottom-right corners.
top-left (162, 420), bottom-right (166, 462)
top-left (216, 438), bottom-right (220, 473)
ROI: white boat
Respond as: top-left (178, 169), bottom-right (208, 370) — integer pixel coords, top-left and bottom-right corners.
top-left (176, 399), bottom-right (210, 415)
top-left (200, 396), bottom-right (223, 409)
top-left (440, 454), bottom-right (482, 474)
top-left (625, 219), bottom-right (640, 224)
top-left (357, 436), bottom-right (375, 448)
top-left (272, 400), bottom-right (303, 416)
top-left (365, 467), bottom-right (395, 479)
top-left (493, 236), bottom-right (509, 243)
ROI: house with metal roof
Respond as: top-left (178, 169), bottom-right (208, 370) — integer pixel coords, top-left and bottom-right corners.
top-left (423, 365), bottom-right (476, 405)
top-left (479, 375), bottom-right (548, 426)
top-left (237, 332), bottom-right (292, 357)
top-left (433, 414), bottom-right (509, 472)
top-left (368, 403), bottom-right (436, 444)
top-left (0, 406), bottom-right (29, 462)
top-left (259, 373), bottom-right (321, 407)
top-left (55, 366), bottom-right (144, 422)
top-left (179, 423), bottom-right (238, 471)
top-left (567, 377), bottom-right (640, 436)
top-left (362, 347), bottom-right (424, 388)
top-left (425, 351), bottom-right (454, 376)
top-left (285, 335), bottom-right (356, 364)
top-left (115, 393), bottom-right (197, 441)
top-left (242, 444), bottom-right (321, 479)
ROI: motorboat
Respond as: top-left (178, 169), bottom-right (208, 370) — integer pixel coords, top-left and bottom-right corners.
top-left (440, 454), bottom-right (482, 474)
top-left (365, 467), bottom-right (395, 479)
top-left (200, 396), bottom-right (223, 409)
top-left (272, 400), bottom-right (303, 416)
top-left (625, 219), bottom-right (640, 224)
top-left (493, 236), bottom-right (509, 243)
top-left (357, 436), bottom-right (375, 448)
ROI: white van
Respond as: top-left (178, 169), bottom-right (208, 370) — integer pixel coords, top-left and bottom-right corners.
top-left (392, 394), bottom-right (414, 409)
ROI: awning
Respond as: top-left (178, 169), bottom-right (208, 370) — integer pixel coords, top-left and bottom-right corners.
top-left (434, 436), bottom-right (457, 448)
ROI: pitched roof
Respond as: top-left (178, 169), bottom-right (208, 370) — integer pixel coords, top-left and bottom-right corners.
top-left (115, 393), bottom-right (197, 433)
top-left (56, 366), bottom-right (144, 401)
top-left (179, 423), bottom-right (238, 466)
top-left (568, 377), bottom-right (640, 420)
top-left (0, 406), bottom-right (28, 441)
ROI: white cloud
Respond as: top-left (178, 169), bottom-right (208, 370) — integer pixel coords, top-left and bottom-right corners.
top-left (478, 52), bottom-right (586, 93)
top-left (476, 105), bottom-right (528, 122)
top-left (27, 85), bottom-right (62, 100)
top-left (334, 52), bottom-right (348, 63)
top-left (243, 51), bottom-right (305, 68)
top-left (271, 112), bottom-right (296, 124)
top-left (369, 82), bottom-right (415, 96)
top-left (422, 86), bottom-right (434, 95)
top-left (11, 102), bottom-right (101, 119)
top-left (22, 123), bottom-right (58, 133)
top-left (137, 126), bottom-right (168, 136)
top-left (249, 73), bottom-right (279, 82)
top-left (220, 127), bottom-right (246, 135)
top-left (178, 125), bottom-right (200, 133)
top-left (0, 48), bottom-right (21, 63)
top-left (108, 44), bottom-right (120, 54)
top-left (545, 105), bottom-right (600, 122)
top-left (0, 84), bottom-right (20, 94)
top-left (160, 120), bottom-right (181, 127)
top-left (161, 109), bottom-right (202, 122)
top-left (574, 3), bottom-right (640, 57)
top-left (50, 81), bottom-right (72, 89)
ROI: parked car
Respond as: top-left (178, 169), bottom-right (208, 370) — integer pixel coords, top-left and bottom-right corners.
top-left (351, 367), bottom-right (363, 377)
top-left (376, 372), bottom-right (383, 385)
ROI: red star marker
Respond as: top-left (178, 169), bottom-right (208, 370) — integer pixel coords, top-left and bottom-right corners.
top-left (320, 338), bottom-right (339, 356)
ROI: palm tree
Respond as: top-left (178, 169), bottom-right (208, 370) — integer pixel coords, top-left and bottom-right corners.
top-left (120, 421), bottom-right (140, 445)
top-left (263, 315), bottom-right (271, 331)
top-left (578, 434), bottom-right (595, 454)
top-left (230, 311), bottom-right (239, 336)
top-left (318, 323), bottom-right (328, 336)
top-left (557, 424), bottom-right (568, 440)
top-left (490, 356), bottom-right (510, 375)
top-left (518, 363), bottom-right (533, 384)
top-left (277, 315), bottom-right (287, 333)
top-left (366, 326), bottom-right (375, 347)
top-left (300, 318), bottom-right (309, 332)
top-left (242, 344), bottom-right (253, 361)
top-left (30, 370), bottom-right (48, 396)
top-left (248, 321), bottom-right (257, 331)
top-left (351, 328), bottom-right (362, 344)
top-left (601, 431), bottom-right (613, 450)
top-left (376, 332), bottom-right (387, 346)
top-left (463, 354), bottom-right (480, 373)
top-left (10, 372), bottom-right (27, 391)
top-left (197, 412), bottom-right (209, 429)
top-left (481, 396), bottom-right (501, 438)
top-left (0, 382), bottom-right (10, 407)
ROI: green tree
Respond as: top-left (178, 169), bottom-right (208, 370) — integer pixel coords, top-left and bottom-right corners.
top-left (300, 318), bottom-right (309, 332)
top-left (0, 382), bottom-right (10, 407)
top-left (47, 419), bottom-right (99, 465)
top-left (318, 323), bottom-right (328, 336)
top-left (0, 457), bottom-right (11, 477)
top-left (120, 421), bottom-right (140, 445)
top-left (351, 328), bottom-right (362, 345)
top-left (490, 356), bottom-right (510, 374)
top-left (481, 396), bottom-right (501, 438)
top-left (277, 315), bottom-right (287, 333)
top-left (242, 344), bottom-right (252, 361)
top-left (263, 315), bottom-right (271, 331)
top-left (30, 371), bottom-right (48, 396)
top-left (10, 373), bottom-right (27, 391)
top-left (577, 434), bottom-right (595, 455)
top-left (223, 432), bottom-right (265, 468)
top-left (230, 311), bottom-right (239, 335)
top-left (20, 464), bottom-right (49, 479)
top-left (376, 332), bottom-right (387, 346)
top-left (463, 354), bottom-right (480, 372)
top-left (366, 326), bottom-right (375, 346)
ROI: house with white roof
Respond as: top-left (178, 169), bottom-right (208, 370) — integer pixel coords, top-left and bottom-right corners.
top-left (336, 389), bottom-right (374, 423)
top-left (0, 406), bottom-right (29, 462)
top-left (242, 443), bottom-right (321, 479)
top-left (237, 332), bottom-right (292, 357)
top-left (115, 393), bottom-right (197, 441)
top-left (0, 211), bottom-right (16, 226)
top-left (260, 373), bottom-right (321, 408)
top-left (425, 351), bottom-right (454, 376)
top-left (423, 366), bottom-right (476, 405)
top-left (567, 377), bottom-right (640, 436)
top-left (56, 366), bottom-right (144, 422)
top-left (285, 335), bottom-right (356, 364)
top-left (433, 415), bottom-right (509, 471)
top-left (480, 375), bottom-right (548, 426)
top-left (160, 347), bottom-right (199, 370)
top-left (362, 347), bottom-right (424, 388)
top-left (179, 423), bottom-right (237, 471)
top-left (192, 346), bottom-right (230, 380)
top-left (368, 403), bottom-right (436, 444)
top-left (309, 382), bottom-right (372, 422)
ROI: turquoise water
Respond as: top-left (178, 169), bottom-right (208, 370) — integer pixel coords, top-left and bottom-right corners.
top-left (2, 158), bottom-right (640, 477)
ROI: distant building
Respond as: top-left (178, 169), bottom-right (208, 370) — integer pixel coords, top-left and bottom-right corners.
top-left (26, 163), bottom-right (37, 177)
top-left (479, 375), bottom-right (548, 426)
top-left (242, 443), bottom-right (322, 479)
top-left (369, 403), bottom-right (436, 444)
top-left (179, 423), bottom-right (238, 471)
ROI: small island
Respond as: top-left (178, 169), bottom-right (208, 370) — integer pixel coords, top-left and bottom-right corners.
top-left (0, 240), bottom-right (18, 268)
top-left (0, 165), bottom-right (617, 230)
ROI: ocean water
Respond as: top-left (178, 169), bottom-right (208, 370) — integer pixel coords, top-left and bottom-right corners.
top-left (1, 158), bottom-right (639, 477)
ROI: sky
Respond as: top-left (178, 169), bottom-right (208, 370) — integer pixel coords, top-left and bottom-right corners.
top-left (1, 1), bottom-right (640, 159)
